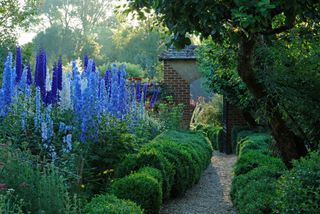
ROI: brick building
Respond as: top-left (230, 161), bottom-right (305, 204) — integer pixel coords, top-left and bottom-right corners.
top-left (159, 45), bottom-right (247, 154)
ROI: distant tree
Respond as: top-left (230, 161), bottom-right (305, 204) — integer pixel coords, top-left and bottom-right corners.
top-left (0, 0), bottom-right (39, 75)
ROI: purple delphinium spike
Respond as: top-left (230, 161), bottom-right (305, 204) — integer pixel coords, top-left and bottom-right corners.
top-left (92, 60), bottom-right (96, 72)
top-left (104, 69), bottom-right (110, 86)
top-left (26, 59), bottom-right (32, 85)
top-left (35, 50), bottom-right (47, 102)
top-left (15, 46), bottom-right (22, 84)
top-left (57, 58), bottom-right (62, 91)
top-left (150, 86), bottom-right (159, 108)
top-left (104, 69), bottom-right (111, 97)
top-left (143, 83), bottom-right (148, 103)
top-left (136, 80), bottom-right (141, 102)
top-left (83, 54), bottom-right (89, 71)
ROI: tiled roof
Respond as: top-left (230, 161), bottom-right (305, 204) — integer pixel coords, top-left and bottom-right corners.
top-left (159, 45), bottom-right (197, 60)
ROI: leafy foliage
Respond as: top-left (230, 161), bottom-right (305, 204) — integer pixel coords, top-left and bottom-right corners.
top-left (111, 172), bottom-right (162, 214)
top-left (274, 152), bottom-right (320, 213)
top-left (231, 131), bottom-right (286, 214)
top-left (84, 194), bottom-right (143, 214)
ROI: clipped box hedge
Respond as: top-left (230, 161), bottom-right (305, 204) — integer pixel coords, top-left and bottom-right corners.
top-left (84, 194), bottom-right (143, 214)
top-left (112, 130), bottom-right (212, 214)
top-left (111, 171), bottom-right (162, 214)
top-left (231, 131), bottom-right (286, 214)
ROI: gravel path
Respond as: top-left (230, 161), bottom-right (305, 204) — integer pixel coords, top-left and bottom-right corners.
top-left (160, 151), bottom-right (237, 214)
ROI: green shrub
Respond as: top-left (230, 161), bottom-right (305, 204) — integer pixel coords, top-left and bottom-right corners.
top-left (274, 152), bottom-right (320, 214)
top-left (231, 132), bottom-right (286, 214)
top-left (234, 177), bottom-right (278, 214)
top-left (231, 165), bottom-right (285, 200)
top-left (143, 130), bottom-right (212, 197)
top-left (197, 125), bottom-right (222, 150)
top-left (236, 133), bottom-right (272, 156)
top-left (143, 142), bottom-right (194, 197)
top-left (115, 149), bottom-right (174, 200)
top-left (111, 172), bottom-right (162, 214)
top-left (138, 167), bottom-right (163, 185)
top-left (234, 151), bottom-right (283, 176)
top-left (84, 194), bottom-right (143, 214)
top-left (231, 126), bottom-right (249, 153)
top-left (153, 130), bottom-right (212, 164)
top-left (231, 165), bottom-right (286, 213)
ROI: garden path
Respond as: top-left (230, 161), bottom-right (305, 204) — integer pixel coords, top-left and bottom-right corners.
top-left (160, 151), bottom-right (237, 214)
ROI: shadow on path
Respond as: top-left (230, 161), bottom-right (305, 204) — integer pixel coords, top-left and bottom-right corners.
top-left (160, 151), bottom-right (237, 214)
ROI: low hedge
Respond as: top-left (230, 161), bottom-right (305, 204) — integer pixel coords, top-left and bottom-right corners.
top-left (84, 194), bottom-right (143, 214)
top-left (233, 150), bottom-right (284, 176)
top-left (231, 165), bottom-right (285, 214)
top-left (115, 149), bottom-right (174, 200)
top-left (111, 171), bottom-right (162, 214)
top-left (232, 131), bottom-right (320, 214)
top-left (236, 132), bottom-right (272, 156)
top-left (231, 131), bottom-right (286, 214)
top-left (143, 130), bottom-right (212, 196)
top-left (113, 130), bottom-right (212, 213)
top-left (195, 124), bottom-right (222, 151)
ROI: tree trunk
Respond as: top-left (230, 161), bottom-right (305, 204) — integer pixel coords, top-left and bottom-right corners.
top-left (236, 37), bottom-right (308, 167)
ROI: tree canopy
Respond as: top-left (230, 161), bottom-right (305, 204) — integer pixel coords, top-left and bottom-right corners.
top-left (126, 0), bottom-right (320, 166)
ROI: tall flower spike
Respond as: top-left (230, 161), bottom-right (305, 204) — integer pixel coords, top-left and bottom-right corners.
top-left (143, 83), bottom-right (148, 103)
top-left (26, 59), bottom-right (32, 85)
top-left (136, 80), bottom-right (141, 102)
top-left (83, 54), bottom-right (89, 71)
top-left (92, 60), bottom-right (96, 72)
top-left (57, 58), bottom-right (63, 91)
top-left (35, 50), bottom-right (47, 102)
top-left (15, 46), bottom-right (22, 84)
top-left (150, 86), bottom-right (159, 108)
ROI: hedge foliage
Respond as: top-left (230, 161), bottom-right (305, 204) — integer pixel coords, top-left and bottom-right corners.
top-left (111, 172), bottom-right (162, 214)
top-left (231, 131), bottom-right (286, 214)
top-left (84, 194), bottom-right (143, 214)
top-left (112, 130), bottom-right (212, 214)
top-left (231, 131), bottom-right (320, 214)
top-left (115, 149), bottom-right (174, 200)
top-left (193, 124), bottom-right (223, 151)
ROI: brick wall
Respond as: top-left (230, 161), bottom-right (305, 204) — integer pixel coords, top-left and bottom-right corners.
top-left (163, 61), bottom-right (193, 127)
top-left (222, 100), bottom-right (247, 154)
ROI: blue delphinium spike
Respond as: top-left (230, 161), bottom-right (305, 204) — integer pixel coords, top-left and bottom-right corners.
top-left (57, 58), bottom-right (63, 91)
top-left (26, 59), bottom-right (32, 85)
top-left (136, 80), bottom-right (141, 102)
top-left (15, 46), bottom-right (22, 84)
top-left (35, 50), bottom-right (47, 102)
top-left (92, 60), bottom-right (96, 72)
top-left (150, 86), bottom-right (159, 108)
top-left (143, 83), bottom-right (148, 103)
top-left (83, 54), bottom-right (89, 71)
